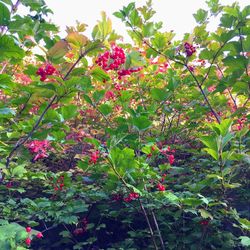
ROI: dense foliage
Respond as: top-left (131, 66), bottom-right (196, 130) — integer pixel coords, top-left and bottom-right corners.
top-left (0, 0), bottom-right (249, 249)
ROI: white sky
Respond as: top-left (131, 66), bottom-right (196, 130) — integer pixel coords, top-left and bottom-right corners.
top-left (20, 0), bottom-right (249, 41)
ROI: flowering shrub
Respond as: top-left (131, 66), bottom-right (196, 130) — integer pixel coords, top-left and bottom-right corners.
top-left (0, 0), bottom-right (249, 249)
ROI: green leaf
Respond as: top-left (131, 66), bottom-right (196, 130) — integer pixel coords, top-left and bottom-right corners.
top-left (61, 104), bottom-right (78, 120)
top-left (199, 209), bottom-right (213, 219)
top-left (113, 11), bottom-right (124, 19)
top-left (151, 32), bottom-right (168, 51)
top-left (220, 14), bottom-right (235, 28)
top-left (92, 11), bottom-right (112, 40)
top-left (193, 9), bottom-right (208, 23)
top-left (223, 56), bottom-right (248, 73)
top-left (132, 116), bottom-right (152, 131)
top-left (47, 39), bottom-right (70, 60)
top-left (242, 5), bottom-right (250, 18)
top-left (222, 132), bottom-right (234, 148)
top-left (182, 198), bottom-right (203, 207)
top-left (99, 104), bottom-right (112, 116)
top-left (238, 218), bottom-right (250, 230)
top-left (163, 191), bottom-right (179, 204)
top-left (239, 236), bottom-right (250, 247)
top-left (206, 0), bottom-right (220, 14)
top-left (0, 35), bottom-right (25, 62)
top-left (223, 6), bottom-right (238, 17)
top-left (65, 76), bottom-right (92, 92)
top-left (12, 165), bottom-right (27, 177)
top-left (126, 51), bottom-right (145, 68)
top-left (151, 88), bottom-right (169, 101)
top-left (232, 82), bottom-right (249, 94)
top-left (110, 147), bottom-right (136, 175)
top-left (91, 67), bottom-right (110, 82)
top-left (142, 22), bottom-right (155, 37)
top-left (199, 49), bottom-right (214, 60)
top-left (200, 135), bottom-right (218, 151)
top-left (0, 2), bottom-right (10, 26)
top-left (0, 0), bottom-right (12, 5)
top-left (204, 148), bottom-right (218, 160)
top-left (93, 90), bottom-right (105, 103)
top-left (123, 2), bottom-right (135, 16)
top-left (0, 74), bottom-right (16, 90)
top-left (129, 9), bottom-right (141, 27)
top-left (83, 94), bottom-right (93, 105)
top-left (218, 119), bottom-right (232, 136)
top-left (44, 109), bottom-right (61, 122)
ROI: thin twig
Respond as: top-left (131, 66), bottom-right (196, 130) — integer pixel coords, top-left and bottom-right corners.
top-left (185, 64), bottom-right (221, 123)
top-left (4, 49), bottom-right (95, 173)
top-left (151, 210), bottom-right (166, 250)
top-left (5, 94), bottom-right (57, 169)
top-left (93, 104), bottom-right (113, 128)
top-left (217, 64), bottom-right (237, 110)
top-left (200, 41), bottom-right (227, 85)
top-left (107, 157), bottom-right (158, 250)
top-left (139, 199), bottom-right (159, 250)
top-left (17, 94), bottom-right (32, 115)
top-left (124, 19), bottom-right (220, 123)
top-left (0, 61), bottom-right (8, 74)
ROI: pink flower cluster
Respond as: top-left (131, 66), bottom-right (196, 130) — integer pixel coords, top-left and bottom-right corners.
top-left (73, 218), bottom-right (88, 236)
top-left (25, 226), bottom-right (43, 246)
top-left (36, 64), bottom-right (56, 81)
top-left (160, 146), bottom-right (175, 165)
top-left (156, 183), bottom-right (165, 191)
top-left (184, 42), bottom-right (196, 57)
top-left (27, 140), bottom-right (50, 161)
top-left (117, 67), bottom-right (142, 80)
top-left (123, 192), bottom-right (139, 202)
top-left (89, 150), bottom-right (100, 164)
top-left (95, 44), bottom-right (126, 71)
top-left (237, 116), bottom-right (247, 131)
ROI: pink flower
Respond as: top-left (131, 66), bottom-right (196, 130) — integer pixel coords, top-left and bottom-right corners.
top-left (26, 140), bottom-right (51, 161)
top-left (29, 105), bottom-right (39, 115)
top-left (15, 73), bottom-right (32, 85)
top-left (184, 42), bottom-right (196, 57)
top-left (25, 238), bottom-right (31, 246)
top-left (208, 86), bottom-right (216, 92)
top-left (89, 151), bottom-right (99, 164)
top-left (147, 153), bottom-right (152, 158)
top-left (105, 90), bottom-right (115, 100)
top-left (156, 183), bottom-right (165, 191)
top-left (124, 192), bottom-right (139, 202)
top-left (168, 155), bottom-right (175, 165)
top-left (36, 232), bottom-right (43, 238)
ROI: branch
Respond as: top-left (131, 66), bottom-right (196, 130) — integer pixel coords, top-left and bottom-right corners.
top-left (17, 94), bottom-right (32, 116)
top-left (5, 94), bottom-right (57, 169)
top-left (11, 0), bottom-right (21, 14)
top-left (151, 210), bottom-right (166, 250)
top-left (185, 64), bottom-right (221, 123)
top-left (217, 64), bottom-right (237, 110)
top-left (4, 50), bottom-right (94, 175)
top-left (125, 19), bottom-right (183, 69)
top-left (139, 199), bottom-right (159, 250)
top-left (63, 44), bottom-right (103, 81)
top-left (107, 157), bottom-right (158, 250)
top-left (200, 41), bottom-right (228, 85)
top-left (124, 19), bottom-right (220, 123)
top-left (91, 102), bottom-right (113, 129)
top-left (0, 61), bottom-right (8, 74)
